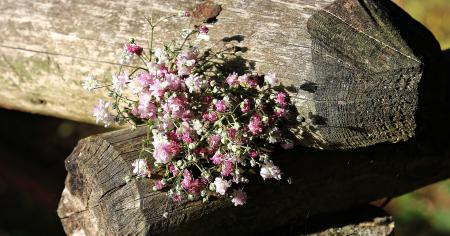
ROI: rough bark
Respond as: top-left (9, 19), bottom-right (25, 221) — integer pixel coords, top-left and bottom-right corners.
top-left (0, 0), bottom-right (444, 149)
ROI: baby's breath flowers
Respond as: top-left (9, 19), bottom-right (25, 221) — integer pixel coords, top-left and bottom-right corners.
top-left (82, 12), bottom-right (294, 206)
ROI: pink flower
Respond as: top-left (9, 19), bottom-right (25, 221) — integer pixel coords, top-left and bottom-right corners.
top-left (166, 130), bottom-right (178, 142)
top-left (137, 72), bottom-right (154, 87)
top-left (181, 169), bottom-right (193, 190)
top-left (133, 92), bottom-right (157, 119)
top-left (148, 79), bottom-right (166, 98)
top-left (199, 24), bottom-right (209, 34)
top-left (154, 180), bottom-right (164, 190)
top-left (226, 72), bottom-right (239, 87)
top-left (202, 112), bottom-right (218, 122)
top-left (227, 128), bottom-right (237, 140)
top-left (163, 96), bottom-right (187, 118)
top-left (148, 63), bottom-right (169, 78)
top-left (231, 190), bottom-right (247, 206)
top-left (249, 150), bottom-right (258, 159)
top-left (169, 163), bottom-right (179, 176)
top-left (248, 114), bottom-right (264, 135)
top-left (92, 99), bottom-right (113, 127)
top-left (166, 73), bottom-right (183, 91)
top-left (181, 110), bottom-right (193, 121)
top-left (181, 132), bottom-right (194, 143)
top-left (213, 177), bottom-right (230, 195)
top-left (240, 99), bottom-right (251, 113)
top-left (274, 107), bottom-right (286, 117)
top-left (247, 76), bottom-right (260, 87)
top-left (208, 134), bottom-right (221, 149)
top-left (275, 92), bottom-right (288, 107)
top-left (112, 72), bottom-right (130, 93)
top-left (176, 50), bottom-right (197, 76)
top-left (172, 193), bottom-right (183, 202)
top-left (221, 160), bottom-right (234, 177)
top-left (188, 179), bottom-right (207, 194)
top-left (211, 152), bottom-right (224, 165)
top-left (125, 43), bottom-right (143, 56)
top-left (215, 100), bottom-right (227, 112)
top-left (238, 74), bottom-right (250, 86)
top-left (153, 141), bottom-right (180, 164)
top-left (179, 10), bottom-right (190, 17)
top-left (202, 95), bottom-right (212, 105)
top-left (181, 169), bottom-right (207, 194)
top-left (260, 162), bottom-right (282, 180)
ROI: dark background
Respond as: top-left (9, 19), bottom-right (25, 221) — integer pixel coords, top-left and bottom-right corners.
top-left (0, 109), bottom-right (106, 235)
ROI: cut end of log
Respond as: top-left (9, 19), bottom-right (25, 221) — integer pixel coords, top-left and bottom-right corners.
top-left (293, 0), bottom-right (443, 150)
top-left (57, 119), bottom-right (450, 235)
top-left (57, 181), bottom-right (100, 236)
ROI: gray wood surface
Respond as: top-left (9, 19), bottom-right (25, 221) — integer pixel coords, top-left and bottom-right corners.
top-left (0, 0), bottom-right (444, 149)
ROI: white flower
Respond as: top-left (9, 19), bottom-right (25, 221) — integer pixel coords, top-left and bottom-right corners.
top-left (196, 33), bottom-right (210, 41)
top-left (112, 72), bottom-right (130, 93)
top-left (214, 177), bottom-right (230, 195)
top-left (268, 136), bottom-right (278, 144)
top-left (192, 119), bottom-right (204, 134)
top-left (118, 50), bottom-right (132, 65)
top-left (260, 162), bottom-right (282, 180)
top-left (92, 99), bottom-right (114, 127)
top-left (231, 190), bottom-right (247, 206)
top-left (128, 77), bottom-right (143, 94)
top-left (132, 159), bottom-right (151, 177)
top-left (152, 129), bottom-right (169, 146)
top-left (82, 76), bottom-right (98, 91)
top-left (154, 48), bottom-right (168, 64)
top-left (265, 72), bottom-right (279, 86)
top-left (185, 75), bottom-right (203, 93)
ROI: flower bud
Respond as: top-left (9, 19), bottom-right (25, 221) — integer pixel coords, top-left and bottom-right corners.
top-left (209, 183), bottom-right (216, 191)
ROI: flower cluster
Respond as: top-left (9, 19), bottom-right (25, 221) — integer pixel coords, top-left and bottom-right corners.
top-left (82, 11), bottom-right (294, 206)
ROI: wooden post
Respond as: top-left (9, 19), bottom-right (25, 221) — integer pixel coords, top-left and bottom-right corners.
top-left (56, 110), bottom-right (450, 235)
top-left (0, 0), bottom-right (444, 149)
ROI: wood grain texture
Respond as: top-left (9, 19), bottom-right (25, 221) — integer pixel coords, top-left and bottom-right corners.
top-left (0, 0), bottom-right (444, 149)
top-left (56, 100), bottom-right (450, 235)
top-left (308, 217), bottom-right (394, 236)
top-left (56, 48), bottom-right (449, 235)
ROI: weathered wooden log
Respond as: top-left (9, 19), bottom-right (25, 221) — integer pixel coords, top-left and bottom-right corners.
top-left (266, 205), bottom-right (395, 235)
top-left (302, 205), bottom-right (395, 236)
top-left (307, 216), bottom-right (394, 236)
top-left (56, 96), bottom-right (450, 236)
top-left (0, 0), bottom-right (444, 149)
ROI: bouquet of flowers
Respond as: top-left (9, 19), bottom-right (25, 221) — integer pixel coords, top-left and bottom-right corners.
top-left (82, 10), bottom-right (294, 206)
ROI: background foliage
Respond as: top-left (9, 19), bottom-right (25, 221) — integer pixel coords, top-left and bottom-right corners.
top-left (391, 0), bottom-right (450, 235)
